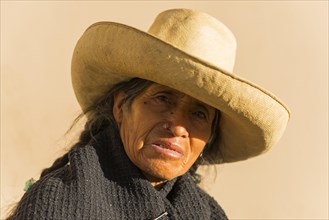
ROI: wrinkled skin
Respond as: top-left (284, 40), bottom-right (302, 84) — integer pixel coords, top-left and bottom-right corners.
top-left (113, 83), bottom-right (216, 187)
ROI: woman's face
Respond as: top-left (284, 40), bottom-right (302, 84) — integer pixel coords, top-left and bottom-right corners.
top-left (113, 83), bottom-right (216, 183)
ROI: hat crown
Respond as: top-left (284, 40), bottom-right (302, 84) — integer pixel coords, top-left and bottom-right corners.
top-left (148, 9), bottom-right (237, 72)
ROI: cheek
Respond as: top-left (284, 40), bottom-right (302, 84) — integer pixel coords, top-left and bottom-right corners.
top-left (189, 124), bottom-right (212, 148)
top-left (184, 127), bottom-right (212, 163)
top-left (187, 138), bottom-right (207, 161)
top-left (119, 108), bottom-right (155, 163)
top-left (119, 112), bottom-right (142, 160)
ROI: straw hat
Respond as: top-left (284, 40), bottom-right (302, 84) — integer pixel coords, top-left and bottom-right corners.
top-left (71, 9), bottom-right (290, 163)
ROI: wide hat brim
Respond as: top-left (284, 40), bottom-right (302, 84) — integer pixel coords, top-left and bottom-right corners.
top-left (71, 21), bottom-right (290, 163)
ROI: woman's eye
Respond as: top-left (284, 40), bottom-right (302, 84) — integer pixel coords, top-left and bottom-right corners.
top-left (156, 95), bottom-right (170, 103)
top-left (193, 111), bottom-right (207, 120)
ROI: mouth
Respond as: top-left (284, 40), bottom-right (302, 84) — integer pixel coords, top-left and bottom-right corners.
top-left (151, 140), bottom-right (184, 159)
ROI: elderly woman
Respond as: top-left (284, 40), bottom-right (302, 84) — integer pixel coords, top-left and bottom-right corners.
top-left (8, 9), bottom-right (290, 219)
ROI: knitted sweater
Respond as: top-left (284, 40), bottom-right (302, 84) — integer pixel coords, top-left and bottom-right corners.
top-left (11, 127), bottom-right (228, 219)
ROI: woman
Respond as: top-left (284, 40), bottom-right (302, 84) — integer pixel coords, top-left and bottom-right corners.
top-left (8, 9), bottom-right (290, 219)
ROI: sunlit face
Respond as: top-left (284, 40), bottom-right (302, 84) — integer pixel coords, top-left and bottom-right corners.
top-left (113, 83), bottom-right (216, 184)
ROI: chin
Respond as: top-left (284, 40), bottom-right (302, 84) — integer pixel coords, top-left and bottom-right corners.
top-left (144, 166), bottom-right (186, 181)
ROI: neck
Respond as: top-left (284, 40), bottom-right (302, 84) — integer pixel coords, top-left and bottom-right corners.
top-left (142, 172), bottom-right (168, 190)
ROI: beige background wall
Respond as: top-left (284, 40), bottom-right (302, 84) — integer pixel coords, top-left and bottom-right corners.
top-left (1, 1), bottom-right (328, 219)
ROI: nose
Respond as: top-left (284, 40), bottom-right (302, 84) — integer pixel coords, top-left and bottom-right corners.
top-left (163, 110), bottom-right (189, 138)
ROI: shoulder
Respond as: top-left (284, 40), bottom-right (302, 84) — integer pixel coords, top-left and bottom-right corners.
top-left (196, 186), bottom-right (229, 219)
top-left (178, 173), bottom-right (228, 219)
top-left (11, 165), bottom-right (76, 219)
top-left (10, 144), bottom-right (105, 219)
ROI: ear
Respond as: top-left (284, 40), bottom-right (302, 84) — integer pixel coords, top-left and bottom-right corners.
top-left (113, 91), bottom-right (126, 124)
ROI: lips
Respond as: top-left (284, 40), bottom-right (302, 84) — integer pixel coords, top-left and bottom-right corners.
top-left (151, 140), bottom-right (184, 158)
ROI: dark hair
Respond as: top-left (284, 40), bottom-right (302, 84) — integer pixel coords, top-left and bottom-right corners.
top-left (40, 78), bottom-right (220, 181)
top-left (40, 78), bottom-right (151, 177)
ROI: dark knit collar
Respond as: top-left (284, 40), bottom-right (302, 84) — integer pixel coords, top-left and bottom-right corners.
top-left (13, 126), bottom-right (227, 219)
top-left (69, 126), bottom-right (226, 219)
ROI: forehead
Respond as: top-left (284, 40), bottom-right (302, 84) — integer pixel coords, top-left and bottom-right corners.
top-left (146, 83), bottom-right (185, 96)
top-left (144, 83), bottom-right (214, 109)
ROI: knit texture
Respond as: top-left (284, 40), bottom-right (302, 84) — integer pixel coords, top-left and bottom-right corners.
top-left (11, 127), bottom-right (228, 219)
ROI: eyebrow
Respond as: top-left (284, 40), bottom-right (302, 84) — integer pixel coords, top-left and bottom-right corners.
top-left (150, 85), bottom-right (183, 97)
